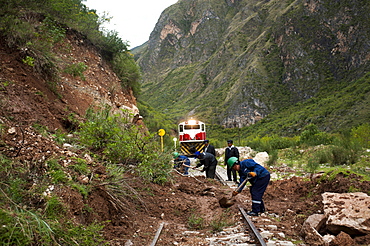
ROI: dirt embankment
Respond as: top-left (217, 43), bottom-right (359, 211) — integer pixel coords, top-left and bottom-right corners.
top-left (0, 30), bottom-right (137, 132)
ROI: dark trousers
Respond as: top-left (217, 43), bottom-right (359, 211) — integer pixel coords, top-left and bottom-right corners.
top-left (205, 165), bottom-right (216, 179)
top-left (250, 173), bottom-right (270, 213)
top-left (227, 165), bottom-right (237, 182)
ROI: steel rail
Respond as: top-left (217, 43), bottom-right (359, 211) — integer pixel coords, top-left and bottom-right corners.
top-left (215, 171), bottom-right (227, 185)
top-left (150, 222), bottom-right (165, 246)
top-left (238, 205), bottom-right (267, 246)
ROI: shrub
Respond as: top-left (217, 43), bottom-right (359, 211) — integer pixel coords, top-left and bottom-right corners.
top-left (299, 124), bottom-right (334, 146)
top-left (77, 105), bottom-right (173, 184)
top-left (63, 62), bottom-right (88, 80)
top-left (351, 123), bottom-right (370, 148)
top-left (44, 195), bottom-right (66, 219)
top-left (112, 51), bottom-right (141, 97)
top-left (305, 157), bottom-right (320, 173)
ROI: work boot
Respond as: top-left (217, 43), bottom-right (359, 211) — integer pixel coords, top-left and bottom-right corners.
top-left (247, 211), bottom-right (259, 216)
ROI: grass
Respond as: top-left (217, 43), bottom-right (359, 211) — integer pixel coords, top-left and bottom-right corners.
top-left (187, 211), bottom-right (204, 230)
top-left (209, 209), bottom-right (234, 232)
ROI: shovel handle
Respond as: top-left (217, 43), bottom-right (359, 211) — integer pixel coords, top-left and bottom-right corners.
top-left (234, 177), bottom-right (250, 193)
top-left (182, 164), bottom-right (203, 171)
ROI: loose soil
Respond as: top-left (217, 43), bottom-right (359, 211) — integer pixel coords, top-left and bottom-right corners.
top-left (1, 34), bottom-right (370, 246)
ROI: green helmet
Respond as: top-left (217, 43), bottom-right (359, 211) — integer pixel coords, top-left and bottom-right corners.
top-left (173, 152), bottom-right (180, 159)
top-left (227, 157), bottom-right (238, 168)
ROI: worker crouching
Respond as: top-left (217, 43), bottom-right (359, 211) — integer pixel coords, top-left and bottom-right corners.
top-left (194, 151), bottom-right (218, 179)
top-left (227, 157), bottom-right (270, 216)
top-left (173, 152), bottom-right (190, 175)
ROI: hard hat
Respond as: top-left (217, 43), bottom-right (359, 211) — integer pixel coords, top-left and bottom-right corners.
top-left (194, 151), bottom-right (201, 156)
top-left (173, 152), bottom-right (180, 159)
top-left (227, 157), bottom-right (238, 168)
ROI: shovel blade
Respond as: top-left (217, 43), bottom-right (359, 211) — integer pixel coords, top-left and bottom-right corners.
top-left (219, 197), bottom-right (235, 208)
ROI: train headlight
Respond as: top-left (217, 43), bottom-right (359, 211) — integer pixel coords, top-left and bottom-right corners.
top-left (188, 119), bottom-right (197, 125)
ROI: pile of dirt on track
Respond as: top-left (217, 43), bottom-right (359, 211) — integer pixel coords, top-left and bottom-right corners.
top-left (64, 168), bottom-right (370, 245)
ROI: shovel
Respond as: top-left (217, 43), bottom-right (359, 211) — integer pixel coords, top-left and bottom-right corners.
top-left (219, 177), bottom-right (250, 208)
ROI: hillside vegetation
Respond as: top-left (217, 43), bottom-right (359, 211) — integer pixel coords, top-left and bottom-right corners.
top-left (135, 0), bottom-right (370, 137)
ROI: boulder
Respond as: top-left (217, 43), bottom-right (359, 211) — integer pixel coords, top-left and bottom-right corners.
top-left (300, 214), bottom-right (327, 246)
top-left (300, 221), bottom-right (326, 246)
top-left (322, 192), bottom-right (370, 235)
top-left (253, 151), bottom-right (269, 166)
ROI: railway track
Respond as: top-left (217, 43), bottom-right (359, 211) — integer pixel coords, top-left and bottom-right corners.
top-left (216, 172), bottom-right (267, 245)
top-left (239, 205), bottom-right (267, 246)
top-left (151, 173), bottom-right (268, 245)
top-left (166, 167), bottom-right (268, 245)
top-left (149, 205), bottom-right (268, 246)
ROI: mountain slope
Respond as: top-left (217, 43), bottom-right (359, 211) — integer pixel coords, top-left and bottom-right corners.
top-left (135, 0), bottom-right (370, 132)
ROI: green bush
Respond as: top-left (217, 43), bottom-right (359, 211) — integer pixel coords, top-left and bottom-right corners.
top-left (330, 145), bottom-right (358, 166)
top-left (44, 195), bottom-right (66, 219)
top-left (70, 157), bottom-right (89, 175)
top-left (112, 51), bottom-right (141, 97)
top-left (314, 148), bottom-right (332, 164)
top-left (299, 124), bottom-right (334, 146)
top-left (64, 62), bottom-right (88, 80)
top-left (351, 123), bottom-right (370, 148)
top-left (77, 105), bottom-right (173, 184)
top-left (247, 135), bottom-right (297, 153)
top-left (0, 207), bottom-right (105, 246)
top-left (306, 157), bottom-right (320, 173)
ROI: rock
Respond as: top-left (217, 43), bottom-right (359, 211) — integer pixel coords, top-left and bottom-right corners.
top-left (63, 143), bottom-right (73, 149)
top-left (84, 153), bottom-right (93, 164)
top-left (253, 151), bottom-right (269, 166)
top-left (329, 231), bottom-right (355, 246)
top-left (78, 175), bottom-right (89, 184)
top-left (323, 234), bottom-right (336, 244)
top-left (300, 214), bottom-right (328, 245)
top-left (301, 214), bottom-right (327, 232)
top-left (7, 127), bottom-right (16, 134)
top-left (322, 192), bottom-right (370, 235)
top-left (124, 239), bottom-right (133, 246)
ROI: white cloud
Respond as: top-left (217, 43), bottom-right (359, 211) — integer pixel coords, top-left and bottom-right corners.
top-left (84, 0), bottom-right (178, 49)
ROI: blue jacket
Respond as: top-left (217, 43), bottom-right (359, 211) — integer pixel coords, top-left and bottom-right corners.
top-left (238, 159), bottom-right (269, 190)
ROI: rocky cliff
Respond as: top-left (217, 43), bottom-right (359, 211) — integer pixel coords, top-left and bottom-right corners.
top-left (135, 0), bottom-right (370, 129)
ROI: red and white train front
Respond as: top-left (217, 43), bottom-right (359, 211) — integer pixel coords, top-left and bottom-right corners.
top-left (178, 119), bottom-right (206, 156)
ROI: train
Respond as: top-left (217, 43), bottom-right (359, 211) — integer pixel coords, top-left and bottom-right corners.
top-left (178, 119), bottom-right (206, 156)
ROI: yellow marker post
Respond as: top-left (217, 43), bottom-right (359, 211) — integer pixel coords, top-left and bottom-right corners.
top-left (158, 129), bottom-right (165, 152)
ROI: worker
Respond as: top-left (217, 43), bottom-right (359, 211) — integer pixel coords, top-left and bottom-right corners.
top-left (224, 140), bottom-right (239, 183)
top-left (203, 139), bottom-right (216, 156)
top-left (173, 152), bottom-right (190, 175)
top-left (194, 151), bottom-right (218, 179)
top-left (227, 157), bottom-right (270, 216)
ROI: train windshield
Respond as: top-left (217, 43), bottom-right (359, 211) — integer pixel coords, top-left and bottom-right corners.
top-left (184, 125), bottom-right (201, 130)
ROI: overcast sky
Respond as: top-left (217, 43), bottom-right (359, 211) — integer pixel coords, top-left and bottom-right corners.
top-left (84, 0), bottom-right (178, 49)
